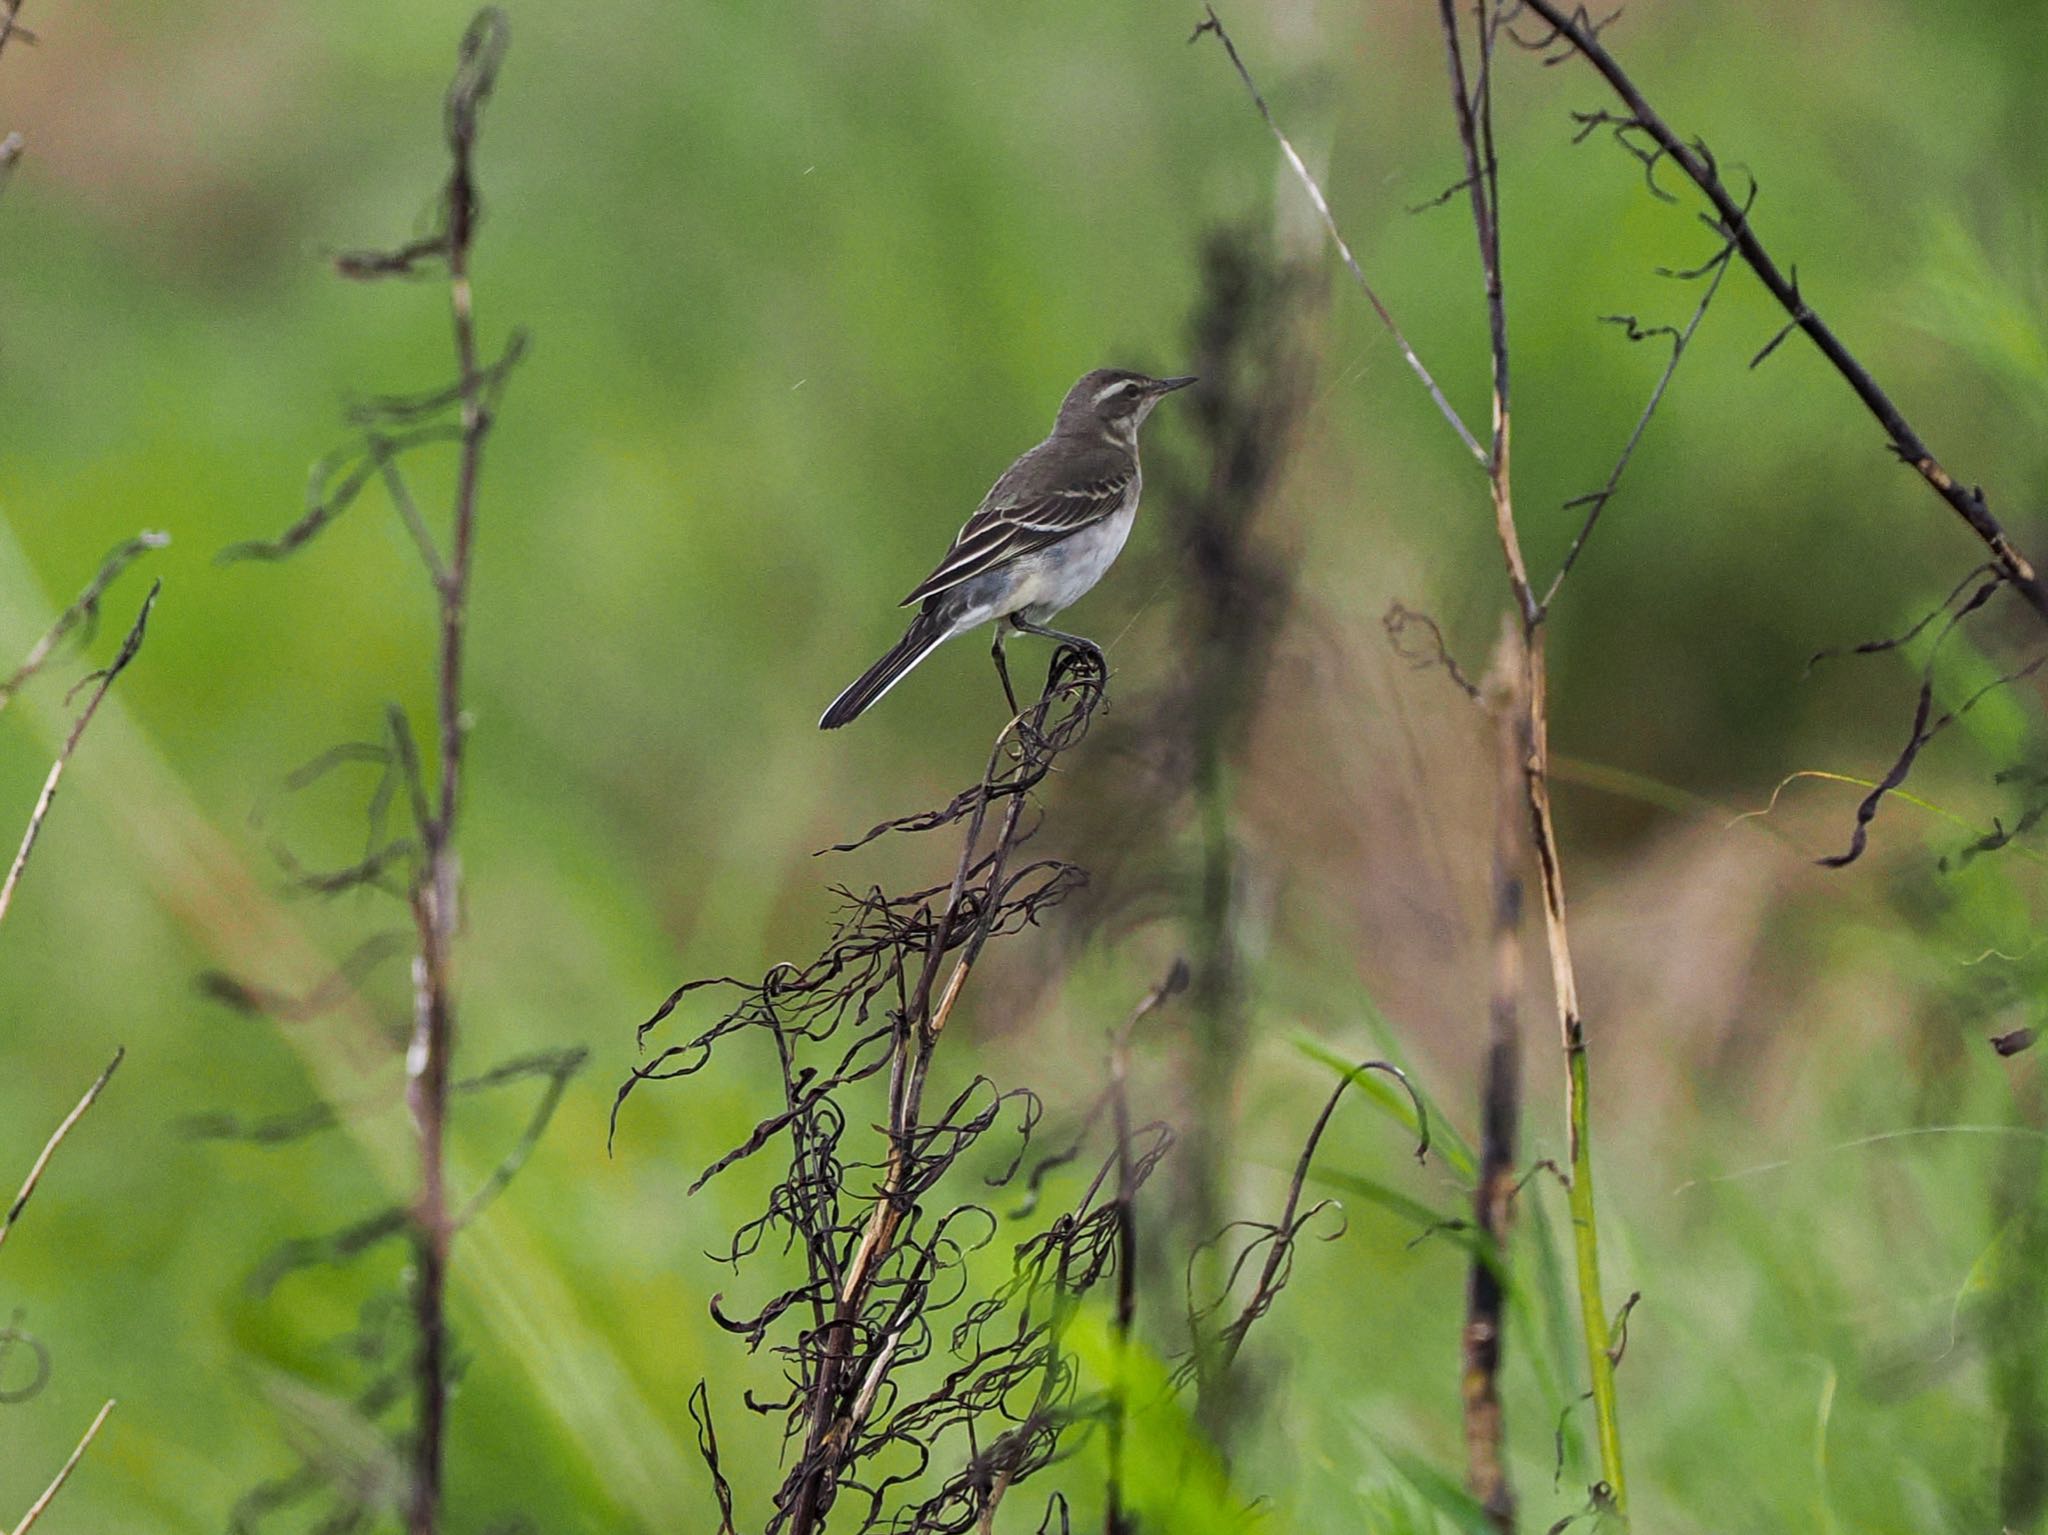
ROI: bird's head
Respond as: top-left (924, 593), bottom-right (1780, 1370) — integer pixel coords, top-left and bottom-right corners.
top-left (1055, 368), bottom-right (1198, 443)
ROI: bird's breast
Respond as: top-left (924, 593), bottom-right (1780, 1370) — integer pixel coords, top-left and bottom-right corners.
top-left (1008, 494), bottom-right (1138, 621)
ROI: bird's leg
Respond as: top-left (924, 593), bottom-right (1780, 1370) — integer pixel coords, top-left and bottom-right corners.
top-left (1010, 616), bottom-right (1106, 688)
top-left (990, 624), bottom-right (1021, 716)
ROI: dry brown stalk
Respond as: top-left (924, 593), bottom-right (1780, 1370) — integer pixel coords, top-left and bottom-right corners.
top-left (1463, 625), bottom-right (1526, 1532)
top-left (785, 657), bottom-right (1105, 1535)
top-left (1195, 0), bottom-right (1633, 1512)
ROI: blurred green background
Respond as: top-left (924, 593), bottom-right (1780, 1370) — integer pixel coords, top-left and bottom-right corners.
top-left (4, 0), bottom-right (2048, 1530)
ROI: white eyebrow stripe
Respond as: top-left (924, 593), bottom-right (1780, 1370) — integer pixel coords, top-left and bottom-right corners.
top-left (1091, 379), bottom-right (1137, 405)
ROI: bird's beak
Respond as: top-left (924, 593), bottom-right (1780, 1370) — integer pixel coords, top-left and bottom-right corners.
top-left (1153, 375), bottom-right (1199, 393)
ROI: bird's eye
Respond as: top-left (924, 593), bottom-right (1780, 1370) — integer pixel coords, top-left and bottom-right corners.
top-left (1092, 379), bottom-right (1137, 407)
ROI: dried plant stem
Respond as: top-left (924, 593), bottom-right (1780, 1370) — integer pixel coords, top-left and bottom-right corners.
top-left (1521, 0), bottom-right (2048, 624)
top-left (0, 1050), bottom-right (124, 1258)
top-left (10, 1397), bottom-right (115, 1535)
top-left (786, 672), bottom-right (1090, 1535)
top-left (1436, 0), bottom-right (1625, 1510)
top-left (1463, 628), bottom-right (1525, 1531)
top-left (1520, 630), bottom-right (1624, 1509)
top-left (1197, 1), bottom-right (1632, 1504)
top-left (1105, 967), bottom-right (1183, 1535)
top-left (0, 583), bottom-right (161, 931)
top-left (383, 16), bottom-right (506, 1533)
top-left (0, 532), bottom-right (168, 714)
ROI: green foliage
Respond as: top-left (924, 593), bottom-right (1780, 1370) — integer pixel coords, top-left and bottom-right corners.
top-left (3, 2), bottom-right (2048, 1532)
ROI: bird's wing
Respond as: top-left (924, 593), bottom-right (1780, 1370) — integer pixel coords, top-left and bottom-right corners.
top-left (900, 453), bottom-right (1133, 607)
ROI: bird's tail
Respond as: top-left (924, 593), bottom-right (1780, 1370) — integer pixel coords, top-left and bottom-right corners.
top-left (819, 609), bottom-right (950, 729)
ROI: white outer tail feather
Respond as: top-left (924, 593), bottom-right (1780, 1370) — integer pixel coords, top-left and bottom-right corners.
top-left (818, 613), bottom-right (955, 729)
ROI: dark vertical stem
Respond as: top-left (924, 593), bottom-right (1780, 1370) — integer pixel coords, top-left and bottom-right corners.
top-left (1106, 1031), bottom-right (1137, 1535)
top-left (403, 18), bottom-right (500, 1534)
top-left (1167, 225), bottom-right (1310, 1446)
top-left (405, 886), bottom-right (453, 1535)
top-left (1186, 664), bottom-right (1242, 1437)
top-left (1463, 629), bottom-right (1525, 1532)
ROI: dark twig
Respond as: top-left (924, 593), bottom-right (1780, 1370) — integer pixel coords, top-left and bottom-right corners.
top-left (1822, 635), bottom-right (2044, 869)
top-left (688, 1382), bottom-right (739, 1535)
top-left (0, 582), bottom-right (160, 930)
top-left (1464, 627), bottom-right (1525, 1533)
top-left (399, 18), bottom-right (508, 1533)
top-left (0, 1050), bottom-right (123, 1258)
top-left (1385, 601), bottom-right (1483, 703)
top-left (0, 531), bottom-right (168, 712)
top-left (1192, 1058), bottom-right (1427, 1386)
top-left (620, 655), bottom-right (1112, 1535)
top-left (1541, 227), bottom-right (1738, 609)
top-left (197, 931), bottom-right (413, 1024)
top-left (1806, 563), bottom-right (1998, 675)
top-left (219, 15), bottom-right (522, 1534)
top-left (1525, 0), bottom-right (2048, 626)
top-left (785, 657), bottom-right (1104, 1535)
top-left (0, 0), bottom-right (31, 58)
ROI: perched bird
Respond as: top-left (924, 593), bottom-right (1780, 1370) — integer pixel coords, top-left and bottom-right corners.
top-left (819, 367), bottom-right (1195, 729)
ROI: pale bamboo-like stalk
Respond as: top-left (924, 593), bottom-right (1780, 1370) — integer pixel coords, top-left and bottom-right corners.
top-left (1434, 0), bottom-right (1627, 1507)
top-left (10, 1398), bottom-right (116, 1535)
top-left (0, 1051), bottom-right (124, 1256)
top-left (1196, 1), bottom-right (1632, 1510)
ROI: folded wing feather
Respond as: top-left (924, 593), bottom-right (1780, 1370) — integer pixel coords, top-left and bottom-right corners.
top-left (900, 474), bottom-right (1133, 607)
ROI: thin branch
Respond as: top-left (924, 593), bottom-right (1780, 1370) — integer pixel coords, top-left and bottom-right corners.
top-left (1806, 562), bottom-right (1996, 675)
top-left (784, 653), bottom-right (1106, 1535)
top-left (0, 531), bottom-right (168, 713)
top-left (1823, 633), bottom-right (2043, 870)
top-left (403, 14), bottom-right (510, 1534)
top-left (1191, 5), bottom-right (1487, 465)
top-left (1201, 1057), bottom-right (1428, 1380)
top-left (216, 427), bottom-right (459, 565)
top-left (1384, 600), bottom-right (1483, 702)
top-left (0, 0), bottom-right (34, 67)
top-left (1541, 229), bottom-right (1738, 609)
top-left (10, 1398), bottom-right (116, 1535)
top-left (1524, 0), bottom-right (2048, 626)
top-left (0, 1050), bottom-right (124, 1258)
top-left (197, 931), bottom-right (413, 1024)
top-left (378, 458), bottom-right (450, 591)
top-left (0, 581), bottom-right (161, 930)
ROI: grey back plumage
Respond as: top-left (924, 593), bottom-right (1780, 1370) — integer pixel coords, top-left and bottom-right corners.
top-left (902, 369), bottom-right (1185, 608)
